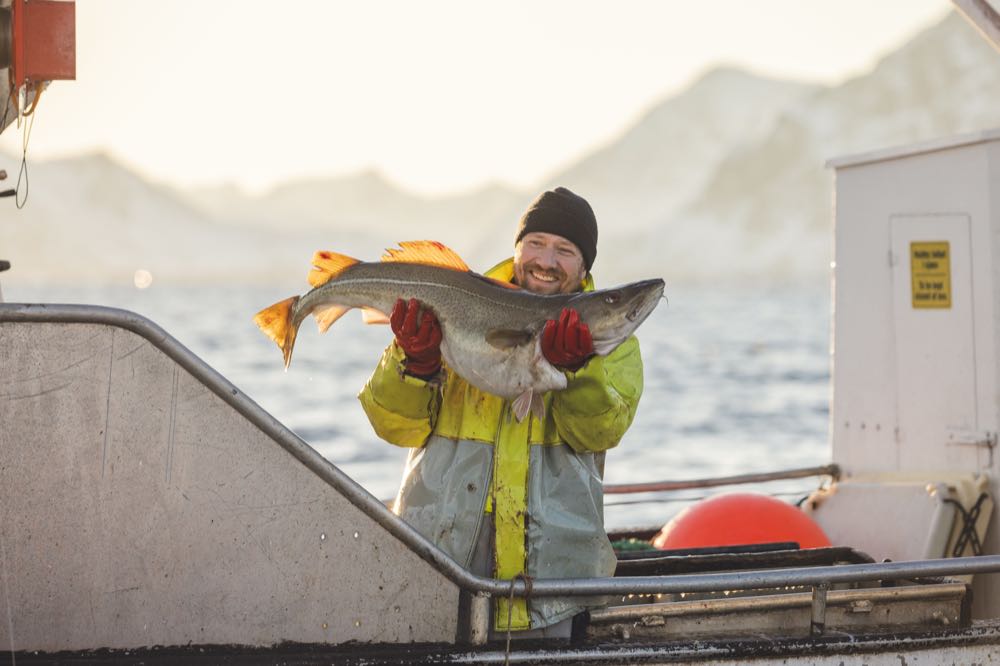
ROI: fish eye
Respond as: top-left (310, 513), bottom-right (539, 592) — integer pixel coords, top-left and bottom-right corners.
top-left (604, 292), bottom-right (620, 305)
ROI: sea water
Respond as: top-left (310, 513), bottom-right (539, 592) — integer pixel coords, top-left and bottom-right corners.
top-left (6, 281), bottom-right (831, 530)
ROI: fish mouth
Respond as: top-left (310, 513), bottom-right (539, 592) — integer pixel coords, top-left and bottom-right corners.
top-left (626, 279), bottom-right (665, 322)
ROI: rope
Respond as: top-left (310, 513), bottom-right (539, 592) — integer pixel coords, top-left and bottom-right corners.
top-left (504, 573), bottom-right (533, 666)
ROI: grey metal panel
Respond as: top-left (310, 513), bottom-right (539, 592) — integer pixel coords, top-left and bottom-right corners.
top-left (588, 583), bottom-right (968, 641)
top-left (0, 317), bottom-right (460, 651)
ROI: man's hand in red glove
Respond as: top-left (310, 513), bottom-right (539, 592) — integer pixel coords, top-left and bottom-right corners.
top-left (541, 307), bottom-right (594, 372)
top-left (390, 298), bottom-right (443, 378)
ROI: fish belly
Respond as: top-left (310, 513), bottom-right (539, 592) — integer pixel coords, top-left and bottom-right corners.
top-left (442, 335), bottom-right (566, 400)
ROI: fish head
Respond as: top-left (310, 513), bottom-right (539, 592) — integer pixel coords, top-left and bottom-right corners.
top-left (567, 278), bottom-right (665, 355)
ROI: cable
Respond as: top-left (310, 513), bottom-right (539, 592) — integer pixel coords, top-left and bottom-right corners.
top-left (14, 85), bottom-right (35, 209)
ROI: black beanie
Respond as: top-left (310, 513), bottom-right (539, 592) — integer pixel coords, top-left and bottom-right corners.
top-left (514, 187), bottom-right (598, 271)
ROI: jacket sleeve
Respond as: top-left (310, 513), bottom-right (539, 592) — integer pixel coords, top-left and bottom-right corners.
top-left (551, 335), bottom-right (643, 454)
top-left (357, 342), bottom-right (441, 448)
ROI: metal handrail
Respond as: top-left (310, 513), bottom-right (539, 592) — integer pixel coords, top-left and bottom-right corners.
top-left (490, 555), bottom-right (1000, 597)
top-left (5, 304), bottom-right (1000, 602)
top-left (603, 464), bottom-right (840, 495)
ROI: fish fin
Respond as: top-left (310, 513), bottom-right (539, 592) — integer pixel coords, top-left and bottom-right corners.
top-left (511, 390), bottom-right (545, 422)
top-left (314, 304), bottom-right (351, 333)
top-left (361, 307), bottom-right (391, 325)
top-left (308, 250), bottom-right (361, 287)
top-left (253, 296), bottom-right (301, 369)
top-left (512, 390), bottom-right (532, 422)
top-left (486, 328), bottom-right (534, 349)
top-left (380, 241), bottom-right (470, 272)
top-left (529, 392), bottom-right (546, 421)
top-left (592, 340), bottom-right (620, 356)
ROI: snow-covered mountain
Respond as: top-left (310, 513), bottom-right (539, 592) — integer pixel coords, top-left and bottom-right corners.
top-left (0, 153), bottom-right (297, 284)
top-left (543, 66), bottom-right (821, 233)
top-left (2, 11), bottom-right (998, 285)
top-left (635, 11), bottom-right (1000, 281)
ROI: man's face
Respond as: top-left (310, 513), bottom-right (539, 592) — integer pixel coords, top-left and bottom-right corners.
top-left (513, 231), bottom-right (587, 295)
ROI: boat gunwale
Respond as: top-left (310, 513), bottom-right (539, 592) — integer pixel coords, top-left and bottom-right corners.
top-left (4, 302), bottom-right (1000, 601)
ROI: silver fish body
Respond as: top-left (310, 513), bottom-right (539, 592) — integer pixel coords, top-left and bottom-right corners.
top-left (272, 261), bottom-right (664, 418)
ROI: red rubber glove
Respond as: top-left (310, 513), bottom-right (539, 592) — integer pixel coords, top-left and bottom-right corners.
top-left (541, 307), bottom-right (595, 371)
top-left (390, 298), bottom-right (443, 377)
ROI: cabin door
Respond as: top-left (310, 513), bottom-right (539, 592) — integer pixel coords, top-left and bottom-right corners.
top-left (890, 214), bottom-right (982, 471)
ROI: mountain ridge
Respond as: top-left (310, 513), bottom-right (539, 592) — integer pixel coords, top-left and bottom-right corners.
top-left (2, 11), bottom-right (998, 285)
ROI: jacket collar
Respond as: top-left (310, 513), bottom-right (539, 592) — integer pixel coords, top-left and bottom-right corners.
top-left (484, 257), bottom-right (596, 292)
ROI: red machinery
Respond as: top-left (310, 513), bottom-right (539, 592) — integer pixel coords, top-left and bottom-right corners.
top-left (0, 0), bottom-right (74, 205)
top-left (1, 0), bottom-right (76, 134)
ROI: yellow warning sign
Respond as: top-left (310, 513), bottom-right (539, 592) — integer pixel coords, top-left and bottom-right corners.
top-left (910, 241), bottom-right (951, 309)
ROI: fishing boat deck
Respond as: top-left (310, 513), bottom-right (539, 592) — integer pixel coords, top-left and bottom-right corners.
top-left (9, 619), bottom-right (1000, 665)
top-left (4, 305), bottom-right (1000, 665)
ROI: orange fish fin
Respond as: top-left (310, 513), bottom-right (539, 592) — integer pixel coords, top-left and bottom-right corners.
top-left (361, 307), bottom-right (391, 325)
top-left (380, 241), bottom-right (470, 272)
top-left (313, 304), bottom-right (351, 334)
top-left (253, 296), bottom-right (301, 368)
top-left (308, 250), bottom-right (361, 287)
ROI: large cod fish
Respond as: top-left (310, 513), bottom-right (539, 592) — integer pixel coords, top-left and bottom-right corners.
top-left (254, 241), bottom-right (664, 421)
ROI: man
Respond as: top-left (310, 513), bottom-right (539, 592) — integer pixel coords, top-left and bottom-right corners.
top-left (359, 187), bottom-right (643, 639)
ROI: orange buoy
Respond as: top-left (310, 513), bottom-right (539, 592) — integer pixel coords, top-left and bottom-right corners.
top-left (652, 492), bottom-right (831, 550)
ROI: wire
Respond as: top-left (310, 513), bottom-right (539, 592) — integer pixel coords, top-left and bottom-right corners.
top-left (14, 84), bottom-right (36, 209)
top-left (14, 153), bottom-right (27, 209)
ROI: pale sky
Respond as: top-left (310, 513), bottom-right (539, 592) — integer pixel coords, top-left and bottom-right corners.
top-left (0, 0), bottom-right (955, 196)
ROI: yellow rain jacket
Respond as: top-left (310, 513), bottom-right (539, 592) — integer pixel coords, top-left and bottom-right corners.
top-left (358, 258), bottom-right (643, 631)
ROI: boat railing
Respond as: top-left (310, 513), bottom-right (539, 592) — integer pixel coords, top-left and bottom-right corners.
top-left (6, 303), bottom-right (1000, 646)
top-left (603, 463), bottom-right (841, 495)
top-left (601, 464), bottom-right (841, 519)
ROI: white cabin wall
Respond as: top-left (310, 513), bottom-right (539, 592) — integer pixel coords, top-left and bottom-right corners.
top-left (980, 141), bottom-right (1000, 608)
top-left (830, 131), bottom-right (1000, 619)
top-left (988, 140), bottom-right (1000, 445)
top-left (831, 165), bottom-right (902, 474)
top-left (832, 137), bottom-right (997, 476)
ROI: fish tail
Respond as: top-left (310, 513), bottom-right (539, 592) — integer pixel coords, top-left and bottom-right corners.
top-left (253, 296), bottom-right (301, 368)
top-left (308, 250), bottom-right (361, 287)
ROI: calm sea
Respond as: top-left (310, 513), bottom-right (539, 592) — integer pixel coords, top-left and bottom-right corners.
top-left (6, 280), bottom-right (832, 530)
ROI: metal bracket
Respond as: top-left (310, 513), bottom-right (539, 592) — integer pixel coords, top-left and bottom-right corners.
top-left (456, 590), bottom-right (491, 646)
top-left (810, 583), bottom-right (829, 636)
top-left (946, 430), bottom-right (998, 448)
top-left (946, 430), bottom-right (998, 467)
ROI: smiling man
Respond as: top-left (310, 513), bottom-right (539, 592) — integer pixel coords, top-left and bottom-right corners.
top-left (359, 187), bottom-right (645, 641)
